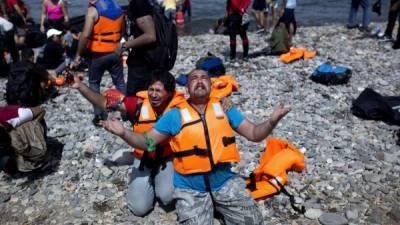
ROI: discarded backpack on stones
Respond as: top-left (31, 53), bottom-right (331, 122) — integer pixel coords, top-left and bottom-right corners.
top-left (195, 53), bottom-right (226, 78)
top-left (270, 23), bottom-right (290, 55)
top-left (351, 88), bottom-right (400, 125)
top-left (310, 63), bottom-right (351, 85)
top-left (0, 113), bottom-right (48, 172)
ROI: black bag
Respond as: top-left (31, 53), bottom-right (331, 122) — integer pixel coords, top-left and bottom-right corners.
top-left (6, 62), bottom-right (44, 107)
top-left (351, 88), bottom-right (400, 125)
top-left (139, 5), bottom-right (178, 71)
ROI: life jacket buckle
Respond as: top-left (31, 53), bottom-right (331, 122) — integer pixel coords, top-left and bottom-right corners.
top-left (222, 136), bottom-right (236, 147)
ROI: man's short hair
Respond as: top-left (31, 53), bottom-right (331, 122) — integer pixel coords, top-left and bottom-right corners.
top-left (149, 70), bottom-right (176, 94)
top-left (20, 48), bottom-right (34, 62)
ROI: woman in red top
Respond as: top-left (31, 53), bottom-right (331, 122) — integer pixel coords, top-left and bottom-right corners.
top-left (6, 0), bottom-right (32, 27)
top-left (226, 0), bottom-right (251, 61)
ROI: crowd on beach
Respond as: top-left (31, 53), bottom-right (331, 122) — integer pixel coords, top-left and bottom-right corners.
top-left (1, 0), bottom-right (400, 224)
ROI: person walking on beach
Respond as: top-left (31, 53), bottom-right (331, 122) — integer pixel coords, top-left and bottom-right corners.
top-left (70, 71), bottom-right (183, 217)
top-left (226, 0), bottom-right (251, 61)
top-left (347, 0), bottom-right (372, 32)
top-left (100, 69), bottom-right (291, 225)
top-left (73, 0), bottom-right (126, 127)
top-left (40, 0), bottom-right (69, 32)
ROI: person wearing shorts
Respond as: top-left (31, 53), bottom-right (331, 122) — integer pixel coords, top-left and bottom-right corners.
top-left (252, 0), bottom-right (266, 32)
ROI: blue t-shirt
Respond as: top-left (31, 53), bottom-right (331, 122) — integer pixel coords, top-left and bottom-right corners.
top-left (154, 106), bottom-right (245, 192)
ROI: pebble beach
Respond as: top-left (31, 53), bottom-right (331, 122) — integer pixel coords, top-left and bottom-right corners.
top-left (0, 23), bottom-right (400, 225)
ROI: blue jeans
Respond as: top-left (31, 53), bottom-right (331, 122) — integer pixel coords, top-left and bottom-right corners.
top-left (127, 157), bottom-right (174, 216)
top-left (88, 53), bottom-right (125, 117)
top-left (348, 0), bottom-right (372, 28)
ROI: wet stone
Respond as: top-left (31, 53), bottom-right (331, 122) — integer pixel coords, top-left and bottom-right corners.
top-left (319, 213), bottom-right (348, 225)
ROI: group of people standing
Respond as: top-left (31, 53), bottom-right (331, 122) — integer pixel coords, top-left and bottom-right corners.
top-left (347, 0), bottom-right (400, 49)
top-left (226, 0), bottom-right (297, 60)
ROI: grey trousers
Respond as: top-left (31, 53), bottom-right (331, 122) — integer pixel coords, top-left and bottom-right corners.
top-left (174, 176), bottom-right (264, 225)
top-left (127, 157), bottom-right (174, 216)
top-left (88, 53), bottom-right (126, 117)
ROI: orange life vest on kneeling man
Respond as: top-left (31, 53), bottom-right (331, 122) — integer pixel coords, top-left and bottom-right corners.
top-left (170, 98), bottom-right (240, 175)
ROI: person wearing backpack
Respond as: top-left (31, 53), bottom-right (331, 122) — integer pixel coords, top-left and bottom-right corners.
top-left (122, 0), bottom-right (156, 97)
top-left (72, 0), bottom-right (126, 127)
top-left (123, 0), bottom-right (178, 97)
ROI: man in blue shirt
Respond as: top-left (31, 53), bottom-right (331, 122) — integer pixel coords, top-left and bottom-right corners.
top-left (101, 69), bottom-right (291, 224)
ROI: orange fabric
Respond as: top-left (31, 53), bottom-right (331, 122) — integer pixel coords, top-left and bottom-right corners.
top-left (303, 50), bottom-right (317, 60)
top-left (87, 15), bottom-right (123, 53)
top-left (210, 75), bottom-right (239, 99)
top-left (246, 138), bottom-right (305, 200)
top-left (280, 48), bottom-right (305, 64)
top-left (133, 91), bottom-right (185, 160)
top-left (170, 98), bottom-right (240, 174)
top-left (246, 173), bottom-right (288, 200)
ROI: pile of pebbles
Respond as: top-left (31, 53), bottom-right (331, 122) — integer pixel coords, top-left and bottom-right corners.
top-left (1, 23), bottom-right (399, 225)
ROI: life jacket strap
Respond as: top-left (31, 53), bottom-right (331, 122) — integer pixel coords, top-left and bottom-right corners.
top-left (274, 177), bottom-right (306, 214)
top-left (173, 145), bottom-right (209, 158)
top-left (222, 136), bottom-right (235, 147)
top-left (246, 172), bottom-right (257, 191)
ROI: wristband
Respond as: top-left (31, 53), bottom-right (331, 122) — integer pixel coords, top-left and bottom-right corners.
top-left (144, 132), bottom-right (156, 152)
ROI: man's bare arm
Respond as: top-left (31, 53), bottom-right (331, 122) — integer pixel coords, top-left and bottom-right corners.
top-left (71, 75), bottom-right (127, 112)
top-left (75, 7), bottom-right (97, 59)
top-left (100, 119), bottom-right (169, 150)
top-left (125, 15), bottom-right (156, 49)
top-left (235, 104), bottom-right (291, 142)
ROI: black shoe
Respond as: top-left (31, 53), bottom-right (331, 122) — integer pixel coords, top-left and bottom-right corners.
top-left (92, 115), bottom-right (103, 127)
top-left (358, 26), bottom-right (371, 33)
top-left (393, 41), bottom-right (400, 50)
top-left (346, 24), bottom-right (359, 29)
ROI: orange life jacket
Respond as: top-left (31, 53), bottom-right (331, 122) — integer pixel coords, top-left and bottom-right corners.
top-left (133, 91), bottom-right (185, 161)
top-left (87, 0), bottom-right (123, 53)
top-left (210, 75), bottom-right (239, 99)
top-left (170, 98), bottom-right (240, 175)
top-left (246, 138), bottom-right (306, 200)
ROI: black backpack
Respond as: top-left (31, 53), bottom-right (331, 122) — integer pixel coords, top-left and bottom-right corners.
top-left (129, 4), bottom-right (178, 71)
top-left (144, 5), bottom-right (178, 71)
top-left (6, 62), bottom-right (43, 107)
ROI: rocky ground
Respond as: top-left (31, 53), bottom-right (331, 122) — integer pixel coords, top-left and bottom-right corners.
top-left (1, 23), bottom-right (400, 225)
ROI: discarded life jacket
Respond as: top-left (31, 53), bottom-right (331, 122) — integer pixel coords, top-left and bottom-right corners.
top-left (246, 138), bottom-right (306, 213)
top-left (88, 0), bottom-right (123, 53)
top-left (170, 98), bottom-right (240, 175)
top-left (133, 91), bottom-right (185, 168)
top-left (310, 63), bottom-right (351, 85)
top-left (210, 75), bottom-right (239, 99)
top-left (352, 88), bottom-right (400, 125)
top-left (280, 48), bottom-right (316, 64)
